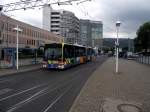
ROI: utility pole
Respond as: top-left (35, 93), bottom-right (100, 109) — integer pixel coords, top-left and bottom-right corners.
top-left (13, 25), bottom-right (22, 70)
top-left (0, 10), bottom-right (3, 68)
top-left (115, 21), bottom-right (121, 73)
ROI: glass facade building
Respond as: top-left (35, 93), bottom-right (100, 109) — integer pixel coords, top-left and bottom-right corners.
top-left (79, 19), bottom-right (103, 48)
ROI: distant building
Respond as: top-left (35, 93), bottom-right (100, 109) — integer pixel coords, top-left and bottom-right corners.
top-left (79, 19), bottom-right (91, 46)
top-left (0, 14), bottom-right (62, 59)
top-left (79, 19), bottom-right (103, 48)
top-left (103, 38), bottom-right (134, 52)
top-left (43, 5), bottom-right (80, 44)
top-left (91, 21), bottom-right (103, 48)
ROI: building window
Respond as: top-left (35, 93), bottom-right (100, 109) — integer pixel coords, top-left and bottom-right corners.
top-left (4, 22), bottom-right (8, 31)
top-left (27, 40), bottom-right (28, 45)
top-left (51, 25), bottom-right (60, 27)
top-left (51, 12), bottom-right (60, 15)
top-left (51, 21), bottom-right (60, 23)
top-left (51, 17), bottom-right (60, 19)
top-left (51, 30), bottom-right (59, 32)
top-left (9, 35), bottom-right (11, 43)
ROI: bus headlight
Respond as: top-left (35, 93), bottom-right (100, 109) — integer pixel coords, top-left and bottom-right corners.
top-left (58, 65), bottom-right (64, 69)
top-left (42, 64), bottom-right (47, 68)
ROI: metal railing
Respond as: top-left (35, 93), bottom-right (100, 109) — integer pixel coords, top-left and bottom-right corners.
top-left (135, 55), bottom-right (150, 65)
top-left (0, 58), bottom-right (42, 69)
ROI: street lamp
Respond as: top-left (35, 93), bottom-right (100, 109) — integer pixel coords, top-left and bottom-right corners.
top-left (115, 21), bottom-right (121, 73)
top-left (13, 25), bottom-right (22, 70)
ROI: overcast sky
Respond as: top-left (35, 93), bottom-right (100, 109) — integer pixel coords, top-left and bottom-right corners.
top-left (1, 0), bottom-right (150, 38)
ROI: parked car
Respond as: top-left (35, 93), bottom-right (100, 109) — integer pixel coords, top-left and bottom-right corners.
top-left (127, 52), bottom-right (139, 60)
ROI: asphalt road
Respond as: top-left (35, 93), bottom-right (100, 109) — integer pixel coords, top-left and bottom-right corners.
top-left (0, 56), bottom-right (107, 112)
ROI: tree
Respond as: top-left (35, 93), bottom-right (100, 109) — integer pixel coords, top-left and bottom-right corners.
top-left (134, 22), bottom-right (150, 52)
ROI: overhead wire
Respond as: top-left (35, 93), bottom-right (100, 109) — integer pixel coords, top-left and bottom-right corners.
top-left (73, 1), bottom-right (115, 33)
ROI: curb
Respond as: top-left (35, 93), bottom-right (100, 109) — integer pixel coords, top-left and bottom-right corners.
top-left (0, 66), bottom-right (42, 78)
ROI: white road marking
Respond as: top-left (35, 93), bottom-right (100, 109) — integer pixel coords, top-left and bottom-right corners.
top-left (7, 87), bottom-right (49, 112)
top-left (43, 85), bottom-right (72, 112)
top-left (0, 83), bottom-right (47, 102)
top-left (6, 78), bottom-right (74, 112)
top-left (4, 69), bottom-right (82, 112)
top-left (0, 88), bottom-right (13, 95)
top-left (1, 75), bottom-right (72, 102)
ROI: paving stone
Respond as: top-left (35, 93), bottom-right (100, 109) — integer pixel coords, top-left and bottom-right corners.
top-left (70, 58), bottom-right (150, 112)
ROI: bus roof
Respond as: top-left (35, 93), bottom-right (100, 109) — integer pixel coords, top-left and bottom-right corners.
top-left (45, 43), bottom-right (90, 48)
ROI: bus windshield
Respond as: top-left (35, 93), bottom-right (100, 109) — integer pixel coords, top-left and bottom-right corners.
top-left (44, 48), bottom-right (62, 60)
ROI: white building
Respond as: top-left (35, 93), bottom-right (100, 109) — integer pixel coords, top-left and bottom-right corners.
top-left (43, 5), bottom-right (80, 44)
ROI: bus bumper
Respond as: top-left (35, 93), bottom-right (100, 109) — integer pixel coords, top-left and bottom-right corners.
top-left (46, 64), bottom-right (65, 69)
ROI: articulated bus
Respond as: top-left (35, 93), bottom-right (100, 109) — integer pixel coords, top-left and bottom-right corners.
top-left (42, 43), bottom-right (96, 69)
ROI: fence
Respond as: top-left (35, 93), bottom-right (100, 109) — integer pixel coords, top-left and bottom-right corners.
top-left (0, 58), bottom-right (42, 68)
top-left (0, 48), bottom-right (44, 69)
top-left (135, 55), bottom-right (150, 65)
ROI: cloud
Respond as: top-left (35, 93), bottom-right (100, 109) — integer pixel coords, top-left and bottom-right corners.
top-left (93, 0), bottom-right (150, 38)
top-left (2, 0), bottom-right (150, 39)
top-left (7, 8), bottom-right (42, 28)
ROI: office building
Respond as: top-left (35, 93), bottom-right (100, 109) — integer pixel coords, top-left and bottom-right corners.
top-left (43, 5), bottom-right (80, 44)
top-left (79, 19), bottom-right (103, 48)
top-left (91, 21), bottom-right (103, 48)
top-left (0, 14), bottom-right (62, 60)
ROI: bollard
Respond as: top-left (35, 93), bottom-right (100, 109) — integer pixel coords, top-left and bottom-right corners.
top-left (142, 56), bottom-right (143, 63)
top-left (147, 56), bottom-right (148, 64)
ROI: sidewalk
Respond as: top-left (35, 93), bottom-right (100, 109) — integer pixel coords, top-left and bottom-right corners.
top-left (0, 64), bottom-right (42, 77)
top-left (70, 58), bottom-right (150, 112)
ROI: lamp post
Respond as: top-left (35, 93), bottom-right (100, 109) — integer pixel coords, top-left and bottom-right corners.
top-left (13, 25), bottom-right (22, 70)
top-left (115, 21), bottom-right (121, 73)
